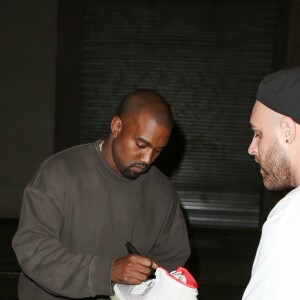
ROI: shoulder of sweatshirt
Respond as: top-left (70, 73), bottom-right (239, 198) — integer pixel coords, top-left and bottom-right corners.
top-left (28, 143), bottom-right (93, 189)
top-left (145, 165), bottom-right (177, 197)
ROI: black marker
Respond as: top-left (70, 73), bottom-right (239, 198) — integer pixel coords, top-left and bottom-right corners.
top-left (126, 242), bottom-right (140, 255)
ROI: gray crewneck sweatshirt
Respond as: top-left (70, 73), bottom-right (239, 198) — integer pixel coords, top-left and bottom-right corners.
top-left (12, 141), bottom-right (190, 299)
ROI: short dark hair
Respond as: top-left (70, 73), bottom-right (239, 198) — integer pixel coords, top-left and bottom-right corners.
top-left (115, 89), bottom-right (173, 128)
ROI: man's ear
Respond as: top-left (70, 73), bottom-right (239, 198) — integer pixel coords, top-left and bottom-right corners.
top-left (111, 116), bottom-right (122, 137)
top-left (280, 116), bottom-right (296, 144)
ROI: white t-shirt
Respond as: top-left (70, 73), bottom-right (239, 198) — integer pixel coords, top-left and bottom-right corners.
top-left (243, 186), bottom-right (300, 300)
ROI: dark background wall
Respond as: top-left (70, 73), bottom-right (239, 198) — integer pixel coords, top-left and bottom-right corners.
top-left (1, 0), bottom-right (298, 221)
top-left (0, 1), bottom-right (57, 217)
top-left (0, 0), bottom-right (300, 299)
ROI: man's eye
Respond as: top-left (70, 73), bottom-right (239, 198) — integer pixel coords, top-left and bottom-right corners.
top-left (254, 132), bottom-right (261, 138)
top-left (137, 143), bottom-right (146, 148)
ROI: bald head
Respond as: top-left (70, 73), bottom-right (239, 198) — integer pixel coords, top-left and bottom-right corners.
top-left (114, 89), bottom-right (173, 128)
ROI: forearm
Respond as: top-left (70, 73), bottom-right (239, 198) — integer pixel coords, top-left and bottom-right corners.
top-left (12, 187), bottom-right (114, 297)
top-left (13, 232), bottom-right (113, 297)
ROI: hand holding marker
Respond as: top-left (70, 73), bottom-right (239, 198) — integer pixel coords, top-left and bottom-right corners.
top-left (126, 242), bottom-right (156, 279)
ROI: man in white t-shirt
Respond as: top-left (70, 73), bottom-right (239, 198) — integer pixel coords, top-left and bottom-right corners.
top-left (243, 66), bottom-right (300, 300)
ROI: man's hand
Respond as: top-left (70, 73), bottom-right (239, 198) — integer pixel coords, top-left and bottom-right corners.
top-left (112, 254), bottom-right (157, 285)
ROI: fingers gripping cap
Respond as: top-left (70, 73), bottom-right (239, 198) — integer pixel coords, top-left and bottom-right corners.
top-left (256, 66), bottom-right (300, 125)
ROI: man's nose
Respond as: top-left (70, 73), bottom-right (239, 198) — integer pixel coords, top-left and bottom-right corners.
top-left (248, 138), bottom-right (257, 156)
top-left (140, 149), bottom-right (153, 165)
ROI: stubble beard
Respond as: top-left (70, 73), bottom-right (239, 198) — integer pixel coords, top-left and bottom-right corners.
top-left (121, 163), bottom-right (150, 180)
top-left (260, 138), bottom-right (292, 191)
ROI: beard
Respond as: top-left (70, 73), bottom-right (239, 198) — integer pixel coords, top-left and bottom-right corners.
top-left (111, 142), bottom-right (151, 180)
top-left (120, 162), bottom-right (150, 179)
top-left (259, 138), bottom-right (292, 190)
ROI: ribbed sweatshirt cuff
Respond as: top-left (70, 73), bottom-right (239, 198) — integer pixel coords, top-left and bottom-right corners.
top-left (90, 255), bottom-right (114, 296)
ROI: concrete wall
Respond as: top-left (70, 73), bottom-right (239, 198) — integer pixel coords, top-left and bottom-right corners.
top-left (0, 1), bottom-right (57, 217)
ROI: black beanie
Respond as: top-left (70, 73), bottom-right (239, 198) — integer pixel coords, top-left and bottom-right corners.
top-left (256, 66), bottom-right (300, 125)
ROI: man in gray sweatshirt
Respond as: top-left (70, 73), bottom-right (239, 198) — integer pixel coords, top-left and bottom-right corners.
top-left (12, 89), bottom-right (191, 299)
